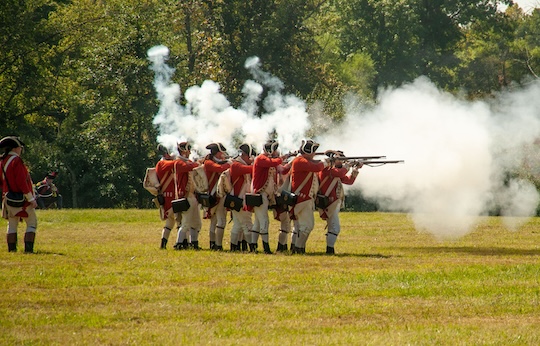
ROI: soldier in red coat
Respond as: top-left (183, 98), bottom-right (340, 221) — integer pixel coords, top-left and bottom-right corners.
top-left (155, 145), bottom-right (182, 249)
top-left (1, 136), bottom-right (38, 253)
top-left (250, 140), bottom-right (287, 253)
top-left (317, 151), bottom-right (361, 254)
top-left (289, 139), bottom-right (329, 254)
top-left (172, 142), bottom-right (202, 250)
top-left (229, 143), bottom-right (256, 251)
top-left (203, 143), bottom-right (230, 250)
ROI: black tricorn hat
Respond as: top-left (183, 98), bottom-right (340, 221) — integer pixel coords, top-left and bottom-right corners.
top-left (263, 140), bottom-right (279, 154)
top-left (206, 142), bottom-right (227, 155)
top-left (0, 136), bottom-right (25, 149)
top-left (177, 141), bottom-right (192, 152)
top-left (239, 143), bottom-right (257, 157)
top-left (47, 171), bottom-right (58, 179)
top-left (299, 139), bottom-right (320, 155)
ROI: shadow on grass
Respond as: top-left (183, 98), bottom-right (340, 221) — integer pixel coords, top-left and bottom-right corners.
top-left (285, 252), bottom-right (393, 258)
top-left (31, 250), bottom-right (67, 256)
top-left (397, 246), bottom-right (540, 256)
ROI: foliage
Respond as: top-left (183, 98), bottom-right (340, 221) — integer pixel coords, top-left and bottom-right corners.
top-left (0, 0), bottom-right (539, 208)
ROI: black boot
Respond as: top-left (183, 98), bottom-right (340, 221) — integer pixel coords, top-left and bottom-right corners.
top-left (293, 247), bottom-right (305, 254)
top-left (276, 243), bottom-right (288, 253)
top-left (326, 246), bottom-right (335, 255)
top-left (24, 233), bottom-right (35, 254)
top-left (7, 233), bottom-right (17, 252)
top-left (290, 243), bottom-right (296, 253)
top-left (263, 241), bottom-right (272, 254)
top-left (191, 241), bottom-right (200, 250)
top-left (230, 243), bottom-right (238, 252)
top-left (24, 242), bottom-right (34, 254)
top-left (249, 243), bottom-right (257, 253)
top-left (209, 241), bottom-right (216, 250)
top-left (241, 240), bottom-right (248, 251)
top-left (215, 245), bottom-right (223, 251)
top-left (160, 238), bottom-right (168, 249)
top-left (182, 239), bottom-right (189, 249)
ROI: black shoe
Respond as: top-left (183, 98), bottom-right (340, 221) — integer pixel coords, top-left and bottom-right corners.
top-left (276, 243), bottom-right (288, 253)
top-left (263, 241), bottom-right (272, 254)
top-left (191, 241), bottom-right (200, 250)
top-left (241, 240), bottom-right (248, 251)
top-left (249, 243), bottom-right (257, 253)
top-left (293, 247), bottom-right (305, 254)
top-left (160, 238), bottom-right (168, 249)
top-left (173, 243), bottom-right (182, 250)
top-left (326, 246), bottom-right (335, 255)
top-left (24, 242), bottom-right (34, 254)
top-left (290, 244), bottom-right (296, 253)
top-left (214, 245), bottom-right (223, 251)
top-left (230, 243), bottom-right (238, 252)
top-left (209, 241), bottom-right (216, 250)
top-left (8, 243), bottom-right (17, 252)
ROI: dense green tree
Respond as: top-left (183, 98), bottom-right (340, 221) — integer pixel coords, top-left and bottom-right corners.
top-left (336, 0), bottom-right (516, 93)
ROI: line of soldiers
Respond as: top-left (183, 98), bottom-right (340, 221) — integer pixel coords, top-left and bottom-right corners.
top-left (154, 139), bottom-right (361, 255)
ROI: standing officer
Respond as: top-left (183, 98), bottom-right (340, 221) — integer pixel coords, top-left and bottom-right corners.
top-left (1, 136), bottom-right (38, 253)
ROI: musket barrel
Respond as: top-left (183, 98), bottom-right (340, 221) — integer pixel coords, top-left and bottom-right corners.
top-left (340, 156), bottom-right (387, 160)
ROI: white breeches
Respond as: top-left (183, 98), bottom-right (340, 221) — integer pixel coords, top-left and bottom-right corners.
top-left (252, 192), bottom-right (270, 243)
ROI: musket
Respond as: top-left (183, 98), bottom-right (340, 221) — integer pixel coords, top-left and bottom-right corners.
top-left (348, 159), bottom-right (404, 166)
top-left (337, 156), bottom-right (387, 160)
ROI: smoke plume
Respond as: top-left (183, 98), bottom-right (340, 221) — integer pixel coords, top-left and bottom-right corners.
top-left (147, 45), bottom-right (540, 239)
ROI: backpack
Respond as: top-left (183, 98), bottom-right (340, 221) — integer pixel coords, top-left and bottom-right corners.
top-left (190, 166), bottom-right (208, 193)
top-left (143, 168), bottom-right (160, 196)
top-left (216, 169), bottom-right (232, 198)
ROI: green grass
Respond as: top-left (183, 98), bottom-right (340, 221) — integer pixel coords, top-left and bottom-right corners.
top-left (1, 209), bottom-right (539, 345)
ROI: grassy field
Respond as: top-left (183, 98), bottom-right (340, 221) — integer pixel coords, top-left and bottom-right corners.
top-left (0, 209), bottom-right (539, 345)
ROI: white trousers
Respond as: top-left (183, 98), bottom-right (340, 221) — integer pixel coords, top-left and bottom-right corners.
top-left (176, 195), bottom-right (202, 243)
top-left (231, 209), bottom-right (252, 245)
top-left (293, 199), bottom-right (315, 249)
top-left (323, 200), bottom-right (341, 247)
top-left (252, 192), bottom-right (270, 243)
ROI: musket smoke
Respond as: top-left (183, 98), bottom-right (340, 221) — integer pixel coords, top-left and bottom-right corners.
top-left (147, 46), bottom-right (309, 156)
top-left (148, 45), bottom-right (540, 239)
top-left (319, 77), bottom-right (540, 238)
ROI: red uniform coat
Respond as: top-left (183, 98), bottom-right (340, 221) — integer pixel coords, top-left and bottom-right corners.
top-left (252, 154), bottom-right (282, 193)
top-left (230, 160), bottom-right (253, 196)
top-left (1, 153), bottom-right (34, 216)
top-left (318, 166), bottom-right (357, 204)
top-left (155, 159), bottom-right (197, 214)
top-left (290, 156), bottom-right (325, 203)
top-left (204, 159), bottom-right (230, 195)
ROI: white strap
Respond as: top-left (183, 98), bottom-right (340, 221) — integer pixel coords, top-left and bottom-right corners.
top-left (294, 172), bottom-right (313, 195)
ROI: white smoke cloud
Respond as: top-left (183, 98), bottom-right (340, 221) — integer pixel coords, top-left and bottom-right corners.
top-left (147, 45), bottom-right (540, 239)
top-left (319, 77), bottom-right (540, 239)
top-left (147, 47), bottom-right (309, 156)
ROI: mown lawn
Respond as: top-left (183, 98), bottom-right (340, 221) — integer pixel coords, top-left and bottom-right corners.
top-left (1, 209), bottom-right (539, 345)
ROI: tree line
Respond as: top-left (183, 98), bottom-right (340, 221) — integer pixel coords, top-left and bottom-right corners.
top-left (1, 0), bottom-right (539, 208)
